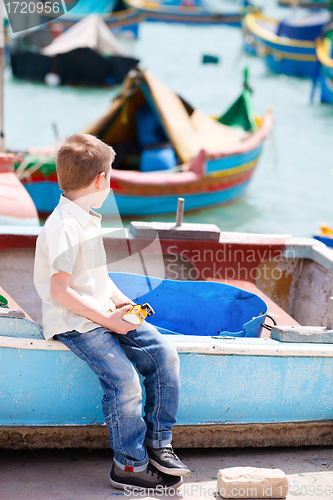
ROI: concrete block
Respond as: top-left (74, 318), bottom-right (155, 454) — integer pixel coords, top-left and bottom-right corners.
top-left (217, 467), bottom-right (288, 498)
top-left (270, 325), bottom-right (333, 344)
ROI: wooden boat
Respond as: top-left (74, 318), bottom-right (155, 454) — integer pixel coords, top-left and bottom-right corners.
top-left (2, 220), bottom-right (333, 449)
top-left (315, 26), bottom-right (333, 103)
top-left (43, 0), bottom-right (143, 39)
top-left (277, 0), bottom-right (331, 8)
top-left (0, 153), bottom-right (39, 226)
top-left (9, 15), bottom-right (140, 87)
top-left (243, 11), bottom-right (330, 77)
top-left (122, 0), bottom-right (257, 26)
top-left (14, 69), bottom-right (273, 217)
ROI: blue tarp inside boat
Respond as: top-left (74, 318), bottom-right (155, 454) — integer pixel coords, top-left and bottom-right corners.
top-left (277, 11), bottom-right (330, 41)
top-left (110, 273), bottom-right (268, 338)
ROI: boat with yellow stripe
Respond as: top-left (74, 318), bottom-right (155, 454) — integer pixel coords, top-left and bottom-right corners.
top-left (243, 11), bottom-right (330, 77)
top-left (277, 0), bottom-right (330, 8)
top-left (122, 0), bottom-right (257, 26)
top-left (315, 27), bottom-right (333, 103)
top-left (14, 69), bottom-right (272, 217)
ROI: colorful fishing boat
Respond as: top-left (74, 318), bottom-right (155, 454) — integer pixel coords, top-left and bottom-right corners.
top-left (14, 69), bottom-right (272, 217)
top-left (0, 154), bottom-right (39, 226)
top-left (243, 11), bottom-right (330, 77)
top-left (2, 222), bottom-right (333, 449)
top-left (315, 26), bottom-right (333, 103)
top-left (277, 0), bottom-right (331, 8)
top-left (122, 0), bottom-right (257, 27)
top-left (43, 0), bottom-right (143, 39)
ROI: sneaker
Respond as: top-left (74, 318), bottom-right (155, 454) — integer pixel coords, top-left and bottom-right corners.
top-left (146, 446), bottom-right (190, 476)
top-left (110, 461), bottom-right (183, 491)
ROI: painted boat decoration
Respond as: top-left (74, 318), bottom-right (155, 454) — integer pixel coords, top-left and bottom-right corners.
top-left (9, 15), bottom-right (139, 87)
top-left (313, 224), bottom-right (333, 247)
top-left (122, 0), bottom-right (257, 26)
top-left (14, 69), bottom-right (273, 217)
top-left (315, 27), bottom-right (333, 103)
top-left (42, 0), bottom-right (143, 38)
top-left (0, 154), bottom-right (39, 226)
top-left (243, 11), bottom-right (330, 77)
top-left (2, 223), bottom-right (333, 449)
top-left (313, 234), bottom-right (333, 247)
top-left (277, 0), bottom-right (331, 8)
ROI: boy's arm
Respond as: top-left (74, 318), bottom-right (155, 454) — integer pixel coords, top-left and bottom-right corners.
top-left (51, 271), bottom-right (134, 335)
top-left (108, 278), bottom-right (135, 307)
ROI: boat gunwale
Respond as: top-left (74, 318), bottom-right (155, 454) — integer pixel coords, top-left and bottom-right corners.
top-left (123, 0), bottom-right (246, 17)
top-left (245, 12), bottom-right (318, 49)
top-left (2, 334), bottom-right (333, 357)
top-left (277, 0), bottom-right (330, 7)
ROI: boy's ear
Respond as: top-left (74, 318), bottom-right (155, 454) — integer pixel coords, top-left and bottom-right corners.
top-left (95, 172), bottom-right (105, 190)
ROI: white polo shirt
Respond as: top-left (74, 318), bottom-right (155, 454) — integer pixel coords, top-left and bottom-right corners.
top-left (34, 195), bottom-right (124, 340)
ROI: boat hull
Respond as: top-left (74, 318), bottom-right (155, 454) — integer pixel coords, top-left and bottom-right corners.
top-left (20, 157), bottom-right (256, 217)
top-left (277, 0), bottom-right (330, 7)
top-left (2, 335), bottom-right (333, 448)
top-left (44, 8), bottom-right (142, 38)
top-left (0, 155), bottom-right (39, 227)
top-left (21, 173), bottom-right (254, 216)
top-left (244, 13), bottom-right (318, 78)
top-left (123, 0), bottom-right (255, 26)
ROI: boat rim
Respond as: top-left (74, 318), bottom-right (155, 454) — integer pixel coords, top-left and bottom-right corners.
top-left (245, 12), bottom-right (317, 49)
top-left (2, 334), bottom-right (333, 357)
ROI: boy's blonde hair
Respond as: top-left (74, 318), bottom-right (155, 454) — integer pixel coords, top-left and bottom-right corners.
top-left (56, 134), bottom-right (115, 192)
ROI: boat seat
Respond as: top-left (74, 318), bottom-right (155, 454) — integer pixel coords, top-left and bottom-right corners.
top-left (208, 279), bottom-right (300, 339)
top-left (0, 285), bottom-right (44, 339)
top-left (0, 285), bottom-right (34, 321)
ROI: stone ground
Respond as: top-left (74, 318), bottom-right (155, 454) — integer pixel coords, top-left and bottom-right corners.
top-left (1, 446), bottom-right (333, 500)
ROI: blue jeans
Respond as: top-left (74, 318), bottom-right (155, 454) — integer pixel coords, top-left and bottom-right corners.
top-left (57, 321), bottom-right (180, 472)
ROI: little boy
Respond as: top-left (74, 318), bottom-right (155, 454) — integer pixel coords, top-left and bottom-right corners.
top-left (33, 134), bottom-right (190, 491)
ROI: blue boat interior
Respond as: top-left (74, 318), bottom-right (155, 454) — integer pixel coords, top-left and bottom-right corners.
top-left (134, 103), bottom-right (178, 172)
top-left (97, 75), bottom-right (183, 174)
top-left (277, 12), bottom-right (330, 41)
top-left (0, 273), bottom-right (268, 340)
top-left (110, 272), bottom-right (268, 338)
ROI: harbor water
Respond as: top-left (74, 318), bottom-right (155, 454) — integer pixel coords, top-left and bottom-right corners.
top-left (5, 0), bottom-right (333, 236)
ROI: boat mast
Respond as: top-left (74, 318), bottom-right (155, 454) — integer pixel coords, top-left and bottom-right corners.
top-left (0, 2), bottom-right (4, 152)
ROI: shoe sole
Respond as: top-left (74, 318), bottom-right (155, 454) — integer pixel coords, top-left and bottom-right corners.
top-left (149, 458), bottom-right (191, 477)
top-left (110, 476), bottom-right (183, 491)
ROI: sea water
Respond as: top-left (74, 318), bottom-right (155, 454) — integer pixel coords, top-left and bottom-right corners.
top-left (4, 0), bottom-right (333, 237)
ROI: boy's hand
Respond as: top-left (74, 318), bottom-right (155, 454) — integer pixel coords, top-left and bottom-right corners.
top-left (105, 305), bottom-right (136, 335)
top-left (116, 300), bottom-right (136, 308)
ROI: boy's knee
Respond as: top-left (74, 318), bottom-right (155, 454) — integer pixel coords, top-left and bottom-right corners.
top-left (106, 373), bottom-right (142, 415)
top-left (159, 342), bottom-right (180, 376)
